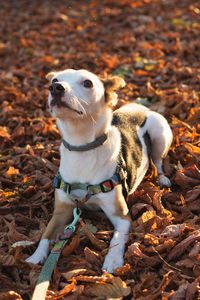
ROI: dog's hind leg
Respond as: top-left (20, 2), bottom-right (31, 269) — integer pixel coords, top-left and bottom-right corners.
top-left (145, 111), bottom-right (173, 187)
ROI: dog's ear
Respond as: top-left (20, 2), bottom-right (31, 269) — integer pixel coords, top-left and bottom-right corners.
top-left (46, 72), bottom-right (57, 81)
top-left (102, 76), bottom-right (126, 106)
top-left (103, 76), bottom-right (126, 91)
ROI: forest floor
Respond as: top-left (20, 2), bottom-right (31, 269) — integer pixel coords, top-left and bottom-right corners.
top-left (0, 0), bottom-right (200, 299)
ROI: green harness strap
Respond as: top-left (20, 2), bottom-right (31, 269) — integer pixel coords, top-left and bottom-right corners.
top-left (32, 207), bottom-right (81, 300)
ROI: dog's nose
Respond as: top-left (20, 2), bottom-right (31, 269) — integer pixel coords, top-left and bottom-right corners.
top-left (49, 83), bottom-right (65, 95)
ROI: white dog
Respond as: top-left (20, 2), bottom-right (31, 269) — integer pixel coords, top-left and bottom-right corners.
top-left (26, 69), bottom-right (172, 273)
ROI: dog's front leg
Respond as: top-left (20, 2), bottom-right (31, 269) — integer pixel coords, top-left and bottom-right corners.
top-left (99, 185), bottom-right (131, 273)
top-left (102, 215), bottom-right (130, 273)
top-left (26, 189), bottom-right (74, 264)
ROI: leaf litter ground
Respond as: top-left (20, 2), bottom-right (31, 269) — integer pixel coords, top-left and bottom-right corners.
top-left (0, 0), bottom-right (200, 299)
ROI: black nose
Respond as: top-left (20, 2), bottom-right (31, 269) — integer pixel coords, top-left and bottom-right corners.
top-left (49, 82), bottom-right (64, 95)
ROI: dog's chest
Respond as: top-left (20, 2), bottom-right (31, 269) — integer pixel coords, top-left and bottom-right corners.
top-left (59, 129), bottom-right (120, 185)
top-left (59, 110), bottom-right (148, 193)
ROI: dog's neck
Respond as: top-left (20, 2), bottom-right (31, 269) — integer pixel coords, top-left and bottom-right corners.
top-left (57, 107), bottom-right (113, 147)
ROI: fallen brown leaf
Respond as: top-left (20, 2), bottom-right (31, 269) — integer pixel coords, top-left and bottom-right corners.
top-left (137, 271), bottom-right (173, 300)
top-left (160, 223), bottom-right (188, 238)
top-left (84, 275), bottom-right (131, 298)
top-left (0, 254), bottom-right (15, 267)
top-left (62, 268), bottom-right (96, 281)
top-left (84, 246), bottom-right (103, 267)
top-left (168, 229), bottom-right (200, 261)
top-left (0, 291), bottom-right (23, 300)
top-left (80, 218), bottom-right (107, 250)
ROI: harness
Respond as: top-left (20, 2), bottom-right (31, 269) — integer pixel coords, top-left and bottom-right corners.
top-left (53, 167), bottom-right (127, 206)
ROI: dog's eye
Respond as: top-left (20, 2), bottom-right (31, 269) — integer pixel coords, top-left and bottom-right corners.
top-left (52, 78), bottom-right (58, 83)
top-left (83, 80), bottom-right (93, 88)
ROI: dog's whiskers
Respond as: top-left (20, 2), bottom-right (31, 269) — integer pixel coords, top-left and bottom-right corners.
top-left (78, 97), bottom-right (89, 106)
top-left (71, 95), bottom-right (86, 116)
top-left (89, 113), bottom-right (96, 125)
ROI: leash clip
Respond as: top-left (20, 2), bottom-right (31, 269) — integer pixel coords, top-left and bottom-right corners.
top-left (64, 206), bottom-right (82, 233)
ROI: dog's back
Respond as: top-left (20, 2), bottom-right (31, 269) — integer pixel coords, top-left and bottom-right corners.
top-left (112, 108), bottom-right (149, 198)
top-left (113, 103), bottom-right (172, 193)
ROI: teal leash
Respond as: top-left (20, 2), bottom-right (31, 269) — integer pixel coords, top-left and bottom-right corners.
top-left (32, 207), bottom-right (82, 300)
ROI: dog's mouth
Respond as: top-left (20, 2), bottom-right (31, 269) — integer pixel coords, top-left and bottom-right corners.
top-left (50, 97), bottom-right (68, 108)
top-left (50, 97), bottom-right (83, 115)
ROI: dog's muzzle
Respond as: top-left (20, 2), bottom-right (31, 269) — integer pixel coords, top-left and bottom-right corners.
top-left (49, 83), bottom-right (83, 115)
top-left (49, 83), bottom-right (66, 107)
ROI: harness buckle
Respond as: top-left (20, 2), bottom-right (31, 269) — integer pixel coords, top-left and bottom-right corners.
top-left (87, 184), bottom-right (95, 194)
top-left (100, 179), bottom-right (114, 193)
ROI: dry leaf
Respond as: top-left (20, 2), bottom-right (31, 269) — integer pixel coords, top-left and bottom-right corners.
top-left (85, 276), bottom-right (131, 298)
top-left (84, 247), bottom-right (103, 266)
top-left (144, 233), bottom-right (159, 245)
top-left (168, 230), bottom-right (200, 260)
top-left (126, 242), bottom-right (159, 266)
top-left (185, 277), bottom-right (200, 300)
top-left (80, 219), bottom-right (106, 250)
top-left (140, 272), bottom-right (158, 289)
top-left (12, 241), bottom-right (35, 248)
top-left (170, 282), bottom-right (188, 300)
top-left (140, 211), bottom-right (156, 224)
top-left (62, 269), bottom-right (96, 281)
top-left (0, 291), bottom-right (23, 300)
top-left (113, 264), bottom-right (131, 276)
top-left (185, 143), bottom-right (200, 155)
top-left (137, 271), bottom-right (173, 300)
top-left (185, 188), bottom-right (200, 202)
top-left (0, 254), bottom-right (15, 267)
top-left (73, 273), bottom-right (113, 283)
top-left (4, 219), bottom-right (28, 244)
top-left (160, 224), bottom-right (187, 238)
top-left (176, 258), bottom-right (194, 268)
top-left (188, 241), bottom-right (200, 258)
top-left (131, 203), bottom-right (154, 218)
top-left (46, 280), bottom-right (76, 299)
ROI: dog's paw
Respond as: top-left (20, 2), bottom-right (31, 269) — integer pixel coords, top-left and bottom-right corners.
top-left (26, 239), bottom-right (49, 264)
top-left (26, 252), bottom-right (47, 264)
top-left (102, 253), bottom-right (124, 273)
top-left (158, 175), bottom-right (171, 188)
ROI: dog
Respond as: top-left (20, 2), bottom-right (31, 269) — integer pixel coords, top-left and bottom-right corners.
top-left (26, 69), bottom-right (172, 273)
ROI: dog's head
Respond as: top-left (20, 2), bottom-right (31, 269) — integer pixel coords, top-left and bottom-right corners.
top-left (46, 69), bottom-right (125, 119)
